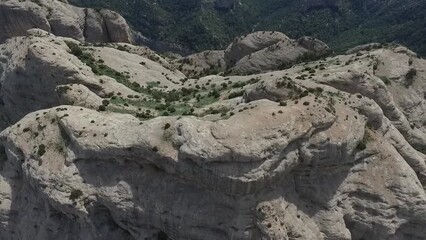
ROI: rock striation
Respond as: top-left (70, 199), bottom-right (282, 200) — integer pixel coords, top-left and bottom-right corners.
top-left (0, 0), bottom-right (132, 44)
top-left (175, 31), bottom-right (331, 77)
top-left (224, 32), bottom-right (331, 74)
top-left (1, 25), bottom-right (426, 240)
top-left (0, 29), bottom-right (184, 123)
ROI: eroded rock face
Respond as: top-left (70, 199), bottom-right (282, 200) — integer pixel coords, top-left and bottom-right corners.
top-left (0, 29), bottom-right (184, 123)
top-left (1, 29), bottom-right (426, 239)
top-left (224, 31), bottom-right (290, 68)
top-left (0, 0), bottom-right (132, 44)
top-left (224, 31), bottom-right (331, 75)
top-left (173, 50), bottom-right (226, 78)
top-left (173, 31), bottom-right (331, 77)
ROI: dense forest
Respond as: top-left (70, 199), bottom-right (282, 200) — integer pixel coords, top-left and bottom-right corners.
top-left (70, 0), bottom-right (426, 55)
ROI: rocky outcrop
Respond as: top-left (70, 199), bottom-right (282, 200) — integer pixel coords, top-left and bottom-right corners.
top-left (224, 31), bottom-right (331, 75)
top-left (224, 31), bottom-right (290, 68)
top-left (0, 29), bottom-right (184, 124)
top-left (2, 28), bottom-right (426, 239)
top-left (173, 50), bottom-right (226, 77)
top-left (173, 31), bottom-right (330, 77)
top-left (0, 0), bottom-right (132, 44)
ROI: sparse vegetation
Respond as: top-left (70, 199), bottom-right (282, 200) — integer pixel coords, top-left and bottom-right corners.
top-left (37, 144), bottom-right (46, 157)
top-left (98, 105), bottom-right (106, 111)
top-left (69, 189), bottom-right (83, 201)
top-left (357, 130), bottom-right (373, 151)
top-left (405, 68), bottom-right (417, 87)
top-left (65, 41), bottom-right (83, 57)
top-left (228, 90), bottom-right (244, 99)
top-left (379, 76), bottom-right (392, 85)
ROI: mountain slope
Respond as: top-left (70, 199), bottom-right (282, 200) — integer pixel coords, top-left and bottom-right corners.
top-left (69, 0), bottom-right (426, 55)
top-left (2, 28), bottom-right (426, 239)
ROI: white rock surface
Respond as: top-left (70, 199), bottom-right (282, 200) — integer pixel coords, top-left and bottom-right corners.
top-left (0, 0), bottom-right (132, 44)
top-left (224, 32), bottom-right (331, 74)
top-left (0, 29), bottom-right (185, 123)
top-left (173, 50), bottom-right (226, 78)
top-left (0, 28), bottom-right (426, 240)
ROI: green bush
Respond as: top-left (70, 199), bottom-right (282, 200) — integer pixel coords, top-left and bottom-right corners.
top-left (102, 100), bottom-right (110, 106)
top-left (98, 105), bottom-right (106, 111)
top-left (405, 68), bottom-right (417, 87)
top-left (279, 101), bottom-right (287, 106)
top-left (69, 189), bottom-right (83, 201)
top-left (356, 141), bottom-right (366, 150)
top-left (38, 144), bottom-right (46, 157)
top-left (65, 41), bottom-right (83, 57)
top-left (228, 91), bottom-right (244, 99)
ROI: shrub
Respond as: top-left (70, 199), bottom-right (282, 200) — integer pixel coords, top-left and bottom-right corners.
top-left (405, 68), bottom-right (417, 87)
top-left (37, 144), bottom-right (46, 157)
top-left (164, 123), bottom-right (171, 130)
top-left (379, 76), bottom-right (391, 85)
top-left (209, 89), bottom-right (220, 98)
top-left (167, 107), bottom-right (176, 113)
top-left (102, 100), bottom-right (110, 106)
top-left (57, 85), bottom-right (72, 95)
top-left (228, 91), bottom-right (244, 99)
top-left (98, 105), bottom-right (106, 111)
top-left (356, 142), bottom-right (366, 150)
top-left (65, 41), bottom-right (83, 57)
top-left (117, 45), bottom-right (128, 52)
top-left (69, 189), bottom-right (83, 201)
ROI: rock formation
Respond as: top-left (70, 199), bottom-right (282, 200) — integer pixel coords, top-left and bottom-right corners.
top-left (173, 50), bottom-right (226, 78)
top-left (0, 0), bottom-right (132, 44)
top-left (176, 31), bottom-right (330, 76)
top-left (0, 29), bottom-right (184, 123)
top-left (1, 15), bottom-right (426, 240)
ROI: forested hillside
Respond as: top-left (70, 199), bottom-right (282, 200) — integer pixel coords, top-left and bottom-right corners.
top-left (69, 0), bottom-right (426, 55)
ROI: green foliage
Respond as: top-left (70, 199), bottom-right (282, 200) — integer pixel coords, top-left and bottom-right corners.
top-left (69, 189), bottom-right (83, 201)
top-left (37, 144), bottom-right (46, 157)
top-left (405, 68), bottom-right (417, 87)
top-left (357, 130), bottom-right (373, 151)
top-left (356, 141), bottom-right (367, 151)
top-left (379, 76), bottom-right (392, 85)
top-left (69, 0), bottom-right (426, 56)
top-left (98, 105), bottom-right (106, 111)
top-left (228, 90), bottom-right (244, 99)
top-left (65, 41), bottom-right (83, 57)
top-left (279, 101), bottom-right (287, 106)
